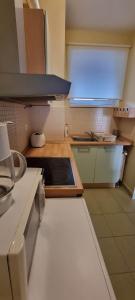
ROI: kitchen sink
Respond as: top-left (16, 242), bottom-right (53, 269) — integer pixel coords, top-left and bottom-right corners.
top-left (72, 136), bottom-right (98, 142)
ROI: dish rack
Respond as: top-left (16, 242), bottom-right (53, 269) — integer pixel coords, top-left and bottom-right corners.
top-left (94, 132), bottom-right (117, 142)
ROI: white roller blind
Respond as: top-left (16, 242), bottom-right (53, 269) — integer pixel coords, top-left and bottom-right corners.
top-left (67, 45), bottom-right (129, 101)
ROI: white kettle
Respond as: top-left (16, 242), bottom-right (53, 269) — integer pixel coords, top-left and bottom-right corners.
top-left (0, 122), bottom-right (27, 215)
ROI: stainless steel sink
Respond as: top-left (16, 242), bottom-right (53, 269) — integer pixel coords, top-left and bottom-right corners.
top-left (72, 136), bottom-right (98, 142)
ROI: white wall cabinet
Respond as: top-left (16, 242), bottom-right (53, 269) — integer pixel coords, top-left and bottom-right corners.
top-left (72, 145), bottom-right (123, 184)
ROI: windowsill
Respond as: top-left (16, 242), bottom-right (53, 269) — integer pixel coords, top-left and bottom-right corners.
top-left (69, 98), bottom-right (120, 108)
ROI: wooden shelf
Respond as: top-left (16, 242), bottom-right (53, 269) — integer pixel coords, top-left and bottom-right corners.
top-left (114, 107), bottom-right (135, 118)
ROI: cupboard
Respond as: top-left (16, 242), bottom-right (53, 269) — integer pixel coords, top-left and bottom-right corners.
top-left (72, 145), bottom-right (123, 185)
top-left (23, 8), bottom-right (46, 74)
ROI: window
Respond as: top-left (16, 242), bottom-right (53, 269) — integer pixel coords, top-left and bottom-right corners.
top-left (67, 45), bottom-right (129, 107)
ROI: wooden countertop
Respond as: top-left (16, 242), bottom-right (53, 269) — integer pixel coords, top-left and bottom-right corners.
top-left (25, 136), bottom-right (132, 198)
top-left (26, 142), bottom-right (72, 158)
top-left (67, 136), bottom-right (132, 146)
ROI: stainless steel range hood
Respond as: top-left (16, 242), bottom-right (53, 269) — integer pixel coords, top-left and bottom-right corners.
top-left (0, 73), bottom-right (71, 101)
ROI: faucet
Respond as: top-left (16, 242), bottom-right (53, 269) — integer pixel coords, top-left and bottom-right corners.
top-left (85, 131), bottom-right (95, 138)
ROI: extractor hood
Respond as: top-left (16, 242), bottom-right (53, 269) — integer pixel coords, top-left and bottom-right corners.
top-left (0, 73), bottom-right (71, 101)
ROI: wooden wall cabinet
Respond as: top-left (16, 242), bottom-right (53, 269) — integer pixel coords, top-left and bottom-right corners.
top-left (23, 8), bottom-right (46, 74)
top-left (0, 2), bottom-right (46, 74)
top-left (0, 0), bottom-right (26, 73)
top-left (114, 107), bottom-right (135, 118)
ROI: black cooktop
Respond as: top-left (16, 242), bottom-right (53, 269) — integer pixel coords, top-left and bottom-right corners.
top-left (26, 157), bottom-right (75, 186)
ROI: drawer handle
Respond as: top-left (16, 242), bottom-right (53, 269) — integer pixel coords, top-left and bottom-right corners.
top-left (104, 147), bottom-right (114, 152)
top-left (78, 147), bottom-right (90, 153)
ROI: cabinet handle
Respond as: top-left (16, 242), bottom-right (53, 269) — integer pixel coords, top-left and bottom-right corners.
top-left (104, 147), bottom-right (114, 152)
top-left (78, 147), bottom-right (90, 153)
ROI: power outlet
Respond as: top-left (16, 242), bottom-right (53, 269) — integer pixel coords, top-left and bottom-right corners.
top-left (25, 124), bottom-right (28, 131)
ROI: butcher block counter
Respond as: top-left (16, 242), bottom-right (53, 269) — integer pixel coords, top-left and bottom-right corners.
top-left (25, 136), bottom-right (132, 198)
top-left (67, 136), bottom-right (132, 146)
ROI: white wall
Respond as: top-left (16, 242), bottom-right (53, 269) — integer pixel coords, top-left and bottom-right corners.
top-left (123, 36), bottom-right (135, 106)
top-left (30, 102), bottom-right (65, 141)
top-left (39, 0), bottom-right (66, 78)
top-left (118, 34), bottom-right (135, 193)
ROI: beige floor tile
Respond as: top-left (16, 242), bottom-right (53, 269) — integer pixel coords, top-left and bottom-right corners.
top-left (84, 188), bottom-right (122, 214)
top-left (131, 273), bottom-right (135, 282)
top-left (115, 236), bottom-right (135, 271)
top-left (127, 213), bottom-right (135, 226)
top-left (112, 187), bottom-right (135, 213)
top-left (83, 190), bottom-right (102, 214)
top-left (90, 215), bottom-right (112, 238)
top-left (111, 273), bottom-right (135, 300)
top-left (104, 213), bottom-right (135, 236)
top-left (98, 194), bottom-right (122, 214)
top-left (98, 238), bottom-right (129, 274)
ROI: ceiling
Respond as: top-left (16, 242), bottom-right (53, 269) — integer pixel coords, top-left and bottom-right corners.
top-left (66, 0), bottom-right (135, 31)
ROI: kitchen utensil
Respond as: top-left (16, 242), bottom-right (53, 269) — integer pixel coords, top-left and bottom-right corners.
top-left (0, 122), bottom-right (27, 215)
top-left (103, 135), bottom-right (116, 142)
top-left (31, 132), bottom-right (46, 147)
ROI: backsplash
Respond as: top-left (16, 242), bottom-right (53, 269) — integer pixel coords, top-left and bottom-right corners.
top-left (0, 102), bottom-right (31, 152)
top-left (65, 105), bottom-right (118, 134)
top-left (30, 101), bottom-right (65, 141)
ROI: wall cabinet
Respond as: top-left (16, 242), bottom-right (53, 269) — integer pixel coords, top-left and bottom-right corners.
top-left (0, 1), bottom-right (46, 74)
top-left (72, 145), bottom-right (123, 184)
top-left (0, 0), bottom-right (26, 73)
top-left (23, 8), bottom-right (46, 74)
top-left (114, 107), bottom-right (135, 118)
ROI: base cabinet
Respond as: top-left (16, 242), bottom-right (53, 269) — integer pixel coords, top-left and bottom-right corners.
top-left (72, 145), bottom-right (123, 184)
top-left (72, 146), bottom-right (97, 183)
top-left (94, 146), bottom-right (123, 183)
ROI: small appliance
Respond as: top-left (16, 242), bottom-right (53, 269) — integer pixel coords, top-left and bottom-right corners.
top-left (0, 168), bottom-right (45, 300)
top-left (31, 132), bottom-right (46, 148)
top-left (0, 122), bottom-right (27, 215)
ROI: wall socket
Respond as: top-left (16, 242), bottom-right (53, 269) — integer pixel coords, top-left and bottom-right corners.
top-left (25, 124), bottom-right (28, 131)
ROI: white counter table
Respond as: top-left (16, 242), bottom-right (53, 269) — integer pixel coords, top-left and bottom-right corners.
top-left (29, 198), bottom-right (116, 300)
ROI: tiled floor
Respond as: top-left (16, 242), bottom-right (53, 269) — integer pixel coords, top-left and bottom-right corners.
top-left (84, 187), bottom-right (135, 300)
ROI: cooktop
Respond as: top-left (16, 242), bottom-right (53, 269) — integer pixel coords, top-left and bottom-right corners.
top-left (26, 157), bottom-right (75, 186)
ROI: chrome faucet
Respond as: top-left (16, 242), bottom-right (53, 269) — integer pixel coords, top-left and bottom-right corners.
top-left (85, 131), bottom-right (95, 138)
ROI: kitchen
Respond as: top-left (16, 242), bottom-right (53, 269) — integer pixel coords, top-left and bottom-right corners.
top-left (0, 0), bottom-right (135, 300)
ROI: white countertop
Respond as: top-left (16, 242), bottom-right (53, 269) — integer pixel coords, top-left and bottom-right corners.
top-left (0, 168), bottom-right (42, 255)
top-left (28, 198), bottom-right (116, 300)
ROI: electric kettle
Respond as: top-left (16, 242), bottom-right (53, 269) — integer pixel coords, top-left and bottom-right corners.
top-left (0, 122), bottom-right (27, 215)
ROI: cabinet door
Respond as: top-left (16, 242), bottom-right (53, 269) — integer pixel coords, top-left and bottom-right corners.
top-left (72, 146), bottom-right (97, 183)
top-left (23, 8), bottom-right (45, 74)
top-left (94, 146), bottom-right (123, 183)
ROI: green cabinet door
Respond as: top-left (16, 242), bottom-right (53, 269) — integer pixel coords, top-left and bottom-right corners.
top-left (94, 146), bottom-right (123, 183)
top-left (72, 146), bottom-right (97, 183)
